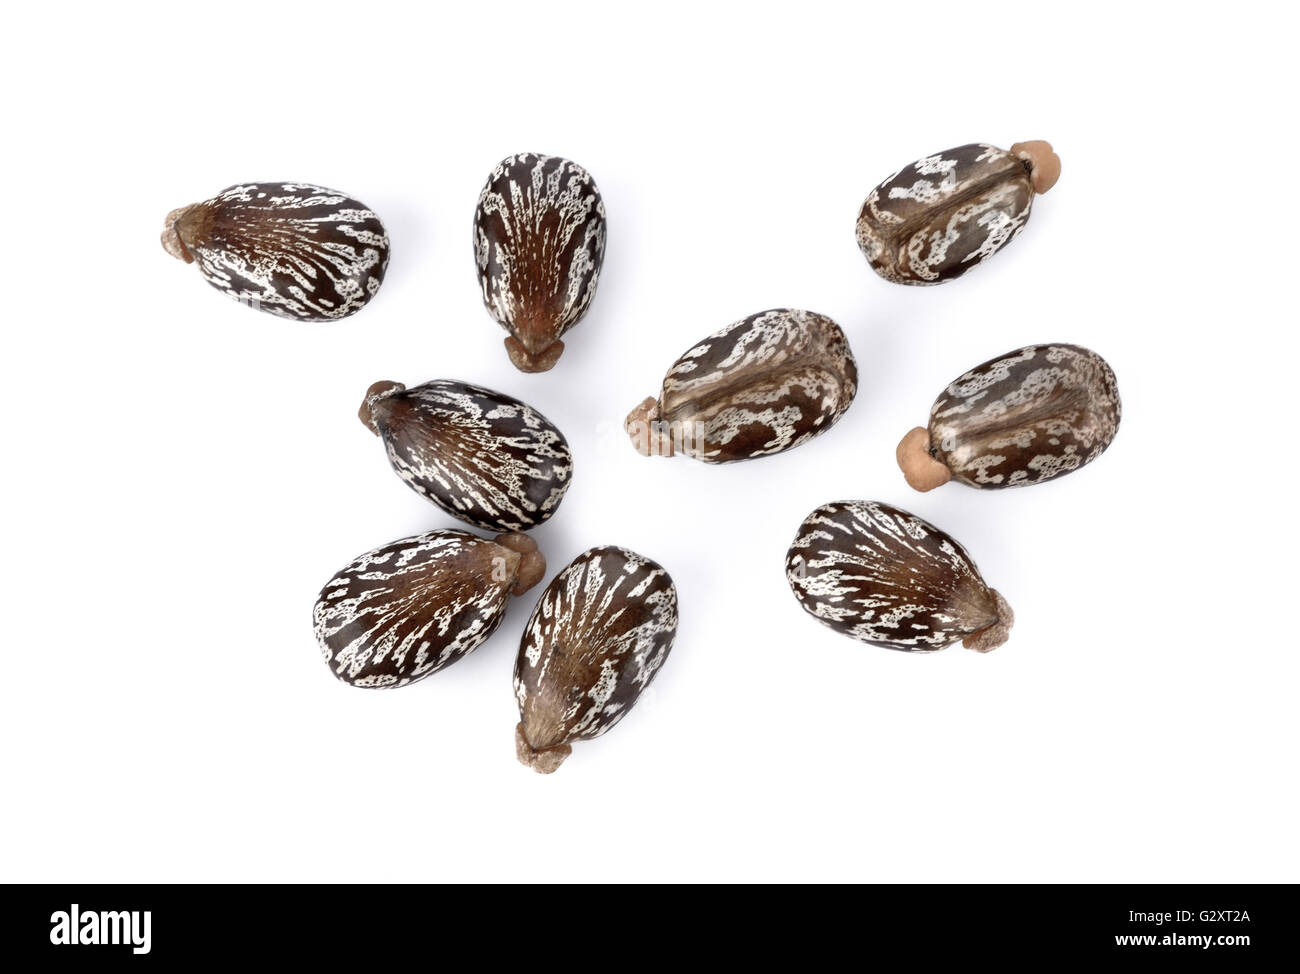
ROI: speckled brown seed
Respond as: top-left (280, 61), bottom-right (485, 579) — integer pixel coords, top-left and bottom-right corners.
top-left (313, 528), bottom-right (544, 688)
top-left (896, 343), bottom-right (1121, 492)
top-left (786, 501), bottom-right (1013, 653)
top-left (359, 378), bottom-right (573, 531)
top-left (474, 153), bottom-right (606, 372)
top-left (514, 546), bottom-right (678, 774)
top-left (625, 308), bottom-right (857, 463)
top-left (856, 141), bottom-right (1059, 284)
top-left (161, 182), bottom-right (389, 320)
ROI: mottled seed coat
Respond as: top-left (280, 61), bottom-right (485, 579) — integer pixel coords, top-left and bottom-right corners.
top-left (899, 343), bottom-right (1121, 491)
top-left (161, 182), bottom-right (389, 320)
top-left (360, 379), bottom-right (572, 532)
top-left (314, 529), bottom-right (544, 688)
top-left (786, 501), bottom-right (1012, 653)
top-left (474, 153), bottom-right (606, 372)
top-left (856, 142), bottom-right (1057, 285)
top-left (626, 308), bottom-right (857, 463)
top-left (514, 546), bottom-right (678, 774)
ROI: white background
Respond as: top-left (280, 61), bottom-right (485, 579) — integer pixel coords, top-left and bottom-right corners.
top-left (2, 1), bottom-right (1296, 883)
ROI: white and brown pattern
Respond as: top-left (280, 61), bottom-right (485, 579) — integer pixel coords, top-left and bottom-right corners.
top-left (359, 378), bottom-right (572, 532)
top-left (514, 546), bottom-right (678, 773)
top-left (786, 501), bottom-right (1013, 653)
top-left (856, 144), bottom-right (1037, 284)
top-left (314, 529), bottom-right (544, 688)
top-left (161, 182), bottom-right (389, 320)
top-left (625, 308), bottom-right (858, 463)
top-left (926, 343), bottom-right (1121, 489)
top-left (473, 153), bottom-right (606, 372)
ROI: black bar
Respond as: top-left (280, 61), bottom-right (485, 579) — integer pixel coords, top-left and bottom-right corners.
top-left (0, 884), bottom-right (1285, 965)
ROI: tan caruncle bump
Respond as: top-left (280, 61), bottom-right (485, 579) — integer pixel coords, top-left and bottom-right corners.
top-left (896, 426), bottom-right (952, 492)
top-left (1009, 141), bottom-right (1061, 194)
top-left (624, 396), bottom-right (675, 458)
top-left (160, 205), bottom-right (198, 263)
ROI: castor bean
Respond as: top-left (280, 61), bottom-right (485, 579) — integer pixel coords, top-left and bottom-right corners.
top-left (786, 501), bottom-right (1012, 653)
top-left (161, 182), bottom-right (389, 320)
top-left (897, 343), bottom-right (1120, 492)
top-left (359, 379), bottom-right (572, 532)
top-left (856, 141), bottom-right (1059, 285)
top-left (314, 529), bottom-right (544, 688)
top-left (514, 547), bottom-right (678, 773)
top-left (625, 308), bottom-right (857, 463)
top-left (473, 153), bottom-right (606, 373)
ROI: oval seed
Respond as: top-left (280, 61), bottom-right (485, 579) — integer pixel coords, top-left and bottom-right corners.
top-left (359, 378), bottom-right (572, 532)
top-left (787, 500), bottom-right (1012, 653)
top-left (625, 308), bottom-right (857, 463)
top-left (856, 141), bottom-right (1059, 285)
top-left (313, 529), bottom-right (544, 688)
top-left (474, 153), bottom-right (606, 372)
top-left (896, 343), bottom-right (1121, 492)
top-left (514, 546), bottom-right (678, 773)
top-left (161, 182), bottom-right (389, 320)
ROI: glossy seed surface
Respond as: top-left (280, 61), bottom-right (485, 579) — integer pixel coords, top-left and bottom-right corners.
top-left (898, 343), bottom-right (1121, 491)
top-left (786, 500), bottom-right (1012, 653)
top-left (625, 308), bottom-right (857, 463)
top-left (856, 141), bottom-right (1058, 285)
top-left (514, 546), bottom-right (678, 773)
top-left (360, 378), bottom-right (572, 532)
top-left (161, 182), bottom-right (389, 320)
top-left (474, 153), bottom-right (606, 372)
top-left (314, 529), bottom-right (544, 688)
